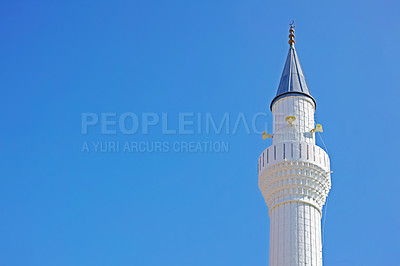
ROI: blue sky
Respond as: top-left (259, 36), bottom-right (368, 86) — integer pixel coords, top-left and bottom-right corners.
top-left (1, 0), bottom-right (399, 265)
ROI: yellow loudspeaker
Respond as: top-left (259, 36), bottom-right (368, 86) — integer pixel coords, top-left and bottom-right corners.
top-left (262, 131), bottom-right (273, 140)
top-left (285, 116), bottom-right (296, 126)
top-left (311, 124), bottom-right (323, 133)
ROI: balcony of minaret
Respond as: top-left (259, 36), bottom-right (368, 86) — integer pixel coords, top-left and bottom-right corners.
top-left (258, 142), bottom-right (331, 214)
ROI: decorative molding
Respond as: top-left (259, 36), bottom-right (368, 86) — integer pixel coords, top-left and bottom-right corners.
top-left (258, 142), bottom-right (331, 215)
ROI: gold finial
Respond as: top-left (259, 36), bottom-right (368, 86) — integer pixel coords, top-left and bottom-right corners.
top-left (289, 21), bottom-right (295, 46)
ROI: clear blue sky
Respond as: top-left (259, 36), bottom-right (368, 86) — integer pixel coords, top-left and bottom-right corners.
top-left (1, 0), bottom-right (399, 265)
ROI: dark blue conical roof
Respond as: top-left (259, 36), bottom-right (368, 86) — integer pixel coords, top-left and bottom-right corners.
top-left (270, 44), bottom-right (316, 110)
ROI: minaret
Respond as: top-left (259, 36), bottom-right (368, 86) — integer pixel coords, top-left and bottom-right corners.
top-left (258, 24), bottom-right (331, 266)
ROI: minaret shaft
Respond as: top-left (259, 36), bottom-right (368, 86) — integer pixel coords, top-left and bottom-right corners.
top-left (258, 98), bottom-right (330, 265)
top-left (270, 203), bottom-right (322, 266)
top-left (258, 25), bottom-right (331, 266)
top-left (272, 96), bottom-right (315, 145)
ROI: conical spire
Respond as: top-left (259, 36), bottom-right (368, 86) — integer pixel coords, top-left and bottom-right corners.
top-left (270, 24), bottom-right (315, 110)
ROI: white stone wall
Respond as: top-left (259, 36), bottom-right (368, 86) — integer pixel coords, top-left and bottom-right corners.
top-left (272, 96), bottom-right (316, 145)
top-left (270, 202), bottom-right (322, 266)
top-left (259, 96), bottom-right (331, 266)
top-left (258, 142), bottom-right (331, 214)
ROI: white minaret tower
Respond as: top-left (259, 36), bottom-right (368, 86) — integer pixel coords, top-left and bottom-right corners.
top-left (258, 24), bottom-right (331, 266)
